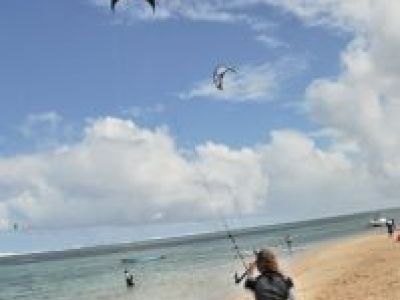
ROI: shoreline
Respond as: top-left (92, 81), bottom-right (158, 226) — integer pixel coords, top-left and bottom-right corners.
top-left (238, 230), bottom-right (400, 300)
top-left (288, 231), bottom-right (400, 300)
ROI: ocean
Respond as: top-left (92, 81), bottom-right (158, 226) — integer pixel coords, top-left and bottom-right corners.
top-left (1, 208), bottom-right (399, 300)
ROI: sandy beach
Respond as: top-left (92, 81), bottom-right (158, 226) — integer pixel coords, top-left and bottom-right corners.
top-left (290, 233), bottom-right (400, 299)
top-left (240, 232), bottom-right (400, 300)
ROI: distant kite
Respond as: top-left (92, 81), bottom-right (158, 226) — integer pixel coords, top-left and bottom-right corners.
top-left (111, 0), bottom-right (156, 12)
top-left (213, 65), bottom-right (236, 90)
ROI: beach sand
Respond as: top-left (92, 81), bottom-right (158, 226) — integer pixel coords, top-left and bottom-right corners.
top-left (240, 232), bottom-right (400, 300)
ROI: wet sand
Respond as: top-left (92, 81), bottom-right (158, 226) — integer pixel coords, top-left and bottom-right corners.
top-left (240, 232), bottom-right (400, 300)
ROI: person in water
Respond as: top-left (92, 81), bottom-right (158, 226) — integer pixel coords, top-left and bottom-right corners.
top-left (124, 269), bottom-right (135, 287)
top-left (245, 249), bottom-right (295, 300)
top-left (285, 234), bottom-right (293, 253)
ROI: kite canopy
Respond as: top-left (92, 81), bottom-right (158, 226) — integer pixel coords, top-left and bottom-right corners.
top-left (212, 64), bottom-right (236, 90)
top-left (111, 0), bottom-right (156, 12)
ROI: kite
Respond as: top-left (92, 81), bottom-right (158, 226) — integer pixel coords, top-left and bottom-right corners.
top-left (111, 0), bottom-right (156, 13)
top-left (212, 64), bottom-right (236, 90)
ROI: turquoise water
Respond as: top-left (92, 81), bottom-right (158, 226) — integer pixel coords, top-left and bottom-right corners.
top-left (1, 209), bottom-right (399, 300)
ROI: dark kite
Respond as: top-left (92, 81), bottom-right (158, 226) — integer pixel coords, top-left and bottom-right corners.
top-left (111, 0), bottom-right (156, 12)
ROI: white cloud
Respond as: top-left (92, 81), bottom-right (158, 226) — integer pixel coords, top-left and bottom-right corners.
top-left (89, 0), bottom-right (373, 41)
top-left (0, 117), bottom-right (269, 230)
top-left (252, 0), bottom-right (370, 33)
top-left (91, 0), bottom-right (272, 31)
top-left (257, 130), bottom-right (381, 218)
top-left (1, 116), bottom-right (398, 231)
top-left (301, 0), bottom-right (400, 178)
top-left (254, 0), bottom-right (400, 205)
top-left (179, 58), bottom-right (305, 102)
top-left (91, 0), bottom-right (371, 35)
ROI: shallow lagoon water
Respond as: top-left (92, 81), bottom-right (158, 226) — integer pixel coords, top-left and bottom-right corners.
top-left (1, 209), bottom-right (399, 300)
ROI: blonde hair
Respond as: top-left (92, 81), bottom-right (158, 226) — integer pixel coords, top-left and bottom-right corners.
top-left (256, 249), bottom-right (279, 273)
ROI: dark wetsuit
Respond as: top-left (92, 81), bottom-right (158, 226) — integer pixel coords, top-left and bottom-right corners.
top-left (245, 272), bottom-right (295, 300)
top-left (386, 221), bottom-right (394, 237)
top-left (124, 272), bottom-right (135, 287)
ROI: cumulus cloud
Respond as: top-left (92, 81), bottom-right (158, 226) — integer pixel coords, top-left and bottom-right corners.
top-left (179, 58), bottom-right (305, 102)
top-left (1, 116), bottom-right (397, 231)
top-left (0, 117), bottom-right (269, 230)
top-left (301, 1), bottom-right (400, 178)
top-left (258, 130), bottom-right (383, 218)
top-left (254, 0), bottom-right (400, 208)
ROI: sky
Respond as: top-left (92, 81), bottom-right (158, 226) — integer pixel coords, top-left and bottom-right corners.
top-left (1, 0), bottom-right (400, 243)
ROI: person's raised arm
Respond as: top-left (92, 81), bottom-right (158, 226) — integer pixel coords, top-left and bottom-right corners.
top-left (244, 262), bottom-right (257, 291)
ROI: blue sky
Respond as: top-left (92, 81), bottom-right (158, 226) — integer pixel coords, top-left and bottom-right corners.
top-left (4, 0), bottom-right (400, 251)
top-left (0, 0), bottom-right (347, 153)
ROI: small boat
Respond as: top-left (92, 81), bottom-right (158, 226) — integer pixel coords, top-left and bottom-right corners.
top-left (121, 255), bottom-right (166, 264)
top-left (369, 213), bottom-right (387, 227)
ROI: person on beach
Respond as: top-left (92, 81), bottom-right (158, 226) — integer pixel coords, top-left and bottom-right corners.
top-left (124, 269), bottom-right (135, 287)
top-left (386, 219), bottom-right (395, 238)
top-left (245, 249), bottom-right (295, 300)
